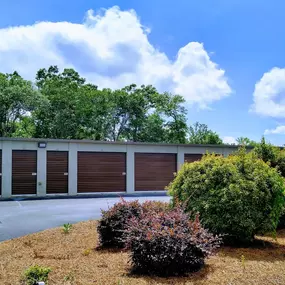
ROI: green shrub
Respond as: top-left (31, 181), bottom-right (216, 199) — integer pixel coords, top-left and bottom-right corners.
top-left (253, 138), bottom-right (285, 228)
top-left (124, 207), bottom-right (221, 276)
top-left (168, 149), bottom-right (285, 243)
top-left (22, 265), bottom-right (51, 285)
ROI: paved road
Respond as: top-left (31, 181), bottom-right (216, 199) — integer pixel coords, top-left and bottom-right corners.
top-left (0, 196), bottom-right (170, 242)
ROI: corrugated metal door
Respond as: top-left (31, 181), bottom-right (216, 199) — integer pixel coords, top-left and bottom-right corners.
top-left (77, 152), bottom-right (126, 193)
top-left (135, 153), bottom-right (177, 191)
top-left (184, 154), bottom-right (203, 163)
top-left (12, 150), bottom-right (37, 195)
top-left (0, 150), bottom-right (2, 196)
top-left (47, 151), bottom-right (68, 194)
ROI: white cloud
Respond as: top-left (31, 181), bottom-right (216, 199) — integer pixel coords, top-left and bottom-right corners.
top-left (223, 136), bottom-right (237, 144)
top-left (264, 125), bottom-right (285, 135)
top-left (252, 67), bottom-right (285, 117)
top-left (0, 6), bottom-right (232, 108)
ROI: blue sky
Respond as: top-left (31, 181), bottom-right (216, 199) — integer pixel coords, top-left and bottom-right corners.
top-left (1, 0), bottom-right (285, 145)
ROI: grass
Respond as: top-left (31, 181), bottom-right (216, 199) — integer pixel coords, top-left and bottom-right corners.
top-left (1, 221), bottom-right (285, 285)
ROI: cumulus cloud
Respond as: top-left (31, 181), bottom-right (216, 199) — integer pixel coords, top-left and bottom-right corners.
top-left (264, 125), bottom-right (285, 135)
top-left (252, 67), bottom-right (285, 117)
top-left (223, 136), bottom-right (237, 144)
top-left (0, 6), bottom-right (232, 108)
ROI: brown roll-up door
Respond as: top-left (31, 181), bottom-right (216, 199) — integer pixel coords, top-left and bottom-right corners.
top-left (78, 152), bottom-right (126, 193)
top-left (135, 153), bottom-right (177, 191)
top-left (0, 150), bottom-right (2, 195)
top-left (12, 150), bottom-right (37, 195)
top-left (47, 151), bottom-right (68, 194)
top-left (184, 154), bottom-right (203, 163)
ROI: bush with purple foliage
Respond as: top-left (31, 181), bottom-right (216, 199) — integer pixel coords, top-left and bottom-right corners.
top-left (97, 199), bottom-right (142, 248)
top-left (124, 207), bottom-right (221, 276)
top-left (97, 199), bottom-right (170, 248)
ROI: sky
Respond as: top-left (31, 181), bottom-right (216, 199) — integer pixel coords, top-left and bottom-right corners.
top-left (1, 0), bottom-right (285, 145)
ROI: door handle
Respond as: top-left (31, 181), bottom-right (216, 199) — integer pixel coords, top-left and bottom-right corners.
top-left (122, 172), bottom-right (126, 176)
top-left (32, 173), bottom-right (37, 176)
top-left (64, 173), bottom-right (68, 176)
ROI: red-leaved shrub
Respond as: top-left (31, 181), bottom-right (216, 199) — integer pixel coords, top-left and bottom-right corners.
top-left (97, 199), bottom-right (170, 248)
top-left (97, 199), bottom-right (142, 248)
top-left (124, 207), bottom-right (221, 276)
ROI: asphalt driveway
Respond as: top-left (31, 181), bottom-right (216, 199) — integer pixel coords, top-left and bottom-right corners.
top-left (0, 196), bottom-right (170, 242)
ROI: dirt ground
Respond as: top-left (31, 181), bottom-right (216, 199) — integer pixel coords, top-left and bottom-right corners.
top-left (1, 221), bottom-right (285, 285)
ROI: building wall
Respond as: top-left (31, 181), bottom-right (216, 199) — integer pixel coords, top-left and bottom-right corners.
top-left (0, 138), bottom-right (241, 198)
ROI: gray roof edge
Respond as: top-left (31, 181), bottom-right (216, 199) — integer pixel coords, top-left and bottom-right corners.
top-left (0, 137), bottom-right (253, 149)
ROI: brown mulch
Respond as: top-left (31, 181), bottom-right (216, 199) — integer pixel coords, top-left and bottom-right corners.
top-left (1, 221), bottom-right (285, 285)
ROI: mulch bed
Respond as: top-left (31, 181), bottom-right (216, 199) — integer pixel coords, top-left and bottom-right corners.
top-left (1, 221), bottom-right (285, 285)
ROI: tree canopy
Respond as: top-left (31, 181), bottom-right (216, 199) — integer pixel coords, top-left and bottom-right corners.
top-left (188, 122), bottom-right (223, 145)
top-left (0, 66), bottom-right (223, 144)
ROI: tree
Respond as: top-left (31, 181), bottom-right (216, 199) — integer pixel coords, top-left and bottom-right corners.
top-left (1, 65), bottom-right (189, 143)
top-left (0, 72), bottom-right (40, 137)
top-left (33, 66), bottom-right (87, 139)
top-left (236, 137), bottom-right (256, 146)
top-left (188, 122), bottom-right (222, 145)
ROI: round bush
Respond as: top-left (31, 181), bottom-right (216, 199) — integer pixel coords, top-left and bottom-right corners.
top-left (97, 199), bottom-right (170, 248)
top-left (97, 199), bottom-right (142, 248)
top-left (124, 207), bottom-right (221, 276)
top-left (168, 150), bottom-right (285, 243)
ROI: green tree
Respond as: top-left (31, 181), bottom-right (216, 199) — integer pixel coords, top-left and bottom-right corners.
top-left (5, 66), bottom-right (188, 143)
top-left (33, 66), bottom-right (86, 139)
top-left (236, 137), bottom-right (256, 146)
top-left (188, 122), bottom-right (222, 144)
top-left (0, 72), bottom-right (39, 137)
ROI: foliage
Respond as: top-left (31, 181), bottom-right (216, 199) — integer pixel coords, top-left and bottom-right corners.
top-left (22, 265), bottom-right (51, 285)
top-left (97, 199), bottom-right (170, 248)
top-left (0, 72), bottom-right (40, 137)
top-left (97, 199), bottom-right (142, 248)
top-left (0, 66), bottom-right (231, 144)
top-left (236, 137), bottom-right (257, 146)
top-left (168, 149), bottom-right (285, 243)
top-left (124, 207), bottom-right (221, 276)
top-left (278, 207), bottom-right (285, 229)
top-left (62, 223), bottom-right (72, 234)
top-left (188, 122), bottom-right (223, 145)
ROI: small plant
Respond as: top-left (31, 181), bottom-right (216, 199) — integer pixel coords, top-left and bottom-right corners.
top-left (63, 272), bottom-right (75, 283)
top-left (82, 248), bottom-right (91, 256)
top-left (124, 207), bottom-right (221, 276)
top-left (22, 265), bottom-right (51, 285)
top-left (62, 223), bottom-right (72, 234)
top-left (241, 255), bottom-right (246, 271)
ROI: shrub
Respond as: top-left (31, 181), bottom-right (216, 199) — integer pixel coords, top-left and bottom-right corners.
top-left (97, 199), bottom-right (170, 248)
top-left (97, 199), bottom-right (142, 248)
top-left (22, 265), bottom-right (51, 285)
top-left (141, 200), bottom-right (170, 213)
top-left (278, 207), bottom-right (285, 229)
top-left (168, 149), bottom-right (285, 244)
top-left (253, 138), bottom-right (285, 229)
top-left (124, 207), bottom-right (221, 276)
